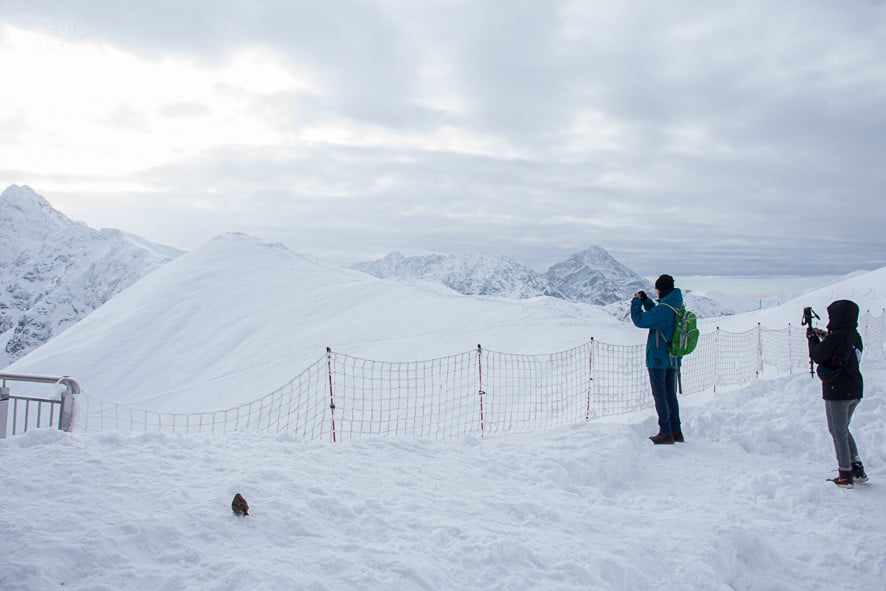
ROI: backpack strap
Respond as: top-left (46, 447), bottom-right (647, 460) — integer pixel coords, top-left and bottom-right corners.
top-left (656, 301), bottom-right (682, 370)
top-left (656, 302), bottom-right (679, 342)
top-left (659, 302), bottom-right (679, 315)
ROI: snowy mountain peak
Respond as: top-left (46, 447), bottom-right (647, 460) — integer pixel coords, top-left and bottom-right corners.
top-left (544, 246), bottom-right (652, 306)
top-left (580, 247), bottom-right (641, 276)
top-left (1, 184), bottom-right (74, 246)
top-left (1, 183), bottom-right (53, 208)
top-left (1, 185), bottom-right (183, 368)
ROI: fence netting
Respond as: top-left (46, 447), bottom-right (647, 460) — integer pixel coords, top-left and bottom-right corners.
top-left (71, 312), bottom-right (886, 440)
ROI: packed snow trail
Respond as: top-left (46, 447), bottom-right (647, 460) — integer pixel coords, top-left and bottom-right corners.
top-left (3, 363), bottom-right (885, 590)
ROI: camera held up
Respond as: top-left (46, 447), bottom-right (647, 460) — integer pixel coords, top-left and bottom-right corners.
top-left (802, 306), bottom-right (824, 376)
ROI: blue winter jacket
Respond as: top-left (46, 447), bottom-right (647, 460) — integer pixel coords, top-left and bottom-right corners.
top-left (630, 288), bottom-right (683, 369)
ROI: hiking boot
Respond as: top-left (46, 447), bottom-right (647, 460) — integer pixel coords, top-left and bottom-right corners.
top-left (672, 429), bottom-right (684, 443)
top-left (852, 461), bottom-right (869, 483)
top-left (829, 470), bottom-right (854, 489)
top-left (649, 432), bottom-right (675, 445)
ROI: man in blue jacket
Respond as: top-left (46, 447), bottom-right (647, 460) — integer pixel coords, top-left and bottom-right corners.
top-left (631, 274), bottom-right (683, 444)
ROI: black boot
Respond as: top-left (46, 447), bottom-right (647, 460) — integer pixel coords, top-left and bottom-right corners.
top-left (649, 432), bottom-right (675, 445)
top-left (672, 429), bottom-right (684, 443)
top-left (852, 461), bottom-right (868, 483)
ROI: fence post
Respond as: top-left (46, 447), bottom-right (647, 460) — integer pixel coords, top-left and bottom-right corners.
top-left (756, 323), bottom-right (763, 379)
top-left (586, 338), bottom-right (594, 422)
top-left (714, 327), bottom-right (720, 394)
top-left (0, 385), bottom-right (9, 439)
top-left (477, 344), bottom-right (486, 437)
top-left (326, 347), bottom-right (338, 443)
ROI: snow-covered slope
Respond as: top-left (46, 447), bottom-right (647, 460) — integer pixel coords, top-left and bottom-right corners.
top-left (704, 266), bottom-right (886, 333)
top-left (8, 230), bottom-right (885, 413)
top-left (5, 233), bottom-right (624, 411)
top-left (604, 290), bottom-right (738, 323)
top-left (0, 185), bottom-right (183, 367)
top-left (4, 238), bottom-right (886, 590)
top-left (353, 251), bottom-right (559, 299)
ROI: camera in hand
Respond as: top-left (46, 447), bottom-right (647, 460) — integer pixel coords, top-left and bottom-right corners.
top-left (801, 306), bottom-right (820, 328)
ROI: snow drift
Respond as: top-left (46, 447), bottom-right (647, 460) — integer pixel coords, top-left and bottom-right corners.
top-left (3, 234), bottom-right (886, 590)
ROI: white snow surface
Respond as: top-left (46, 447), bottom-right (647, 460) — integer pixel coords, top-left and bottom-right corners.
top-left (6, 233), bottom-right (631, 411)
top-left (8, 233), bottom-right (885, 411)
top-left (3, 232), bottom-right (886, 590)
top-left (2, 367), bottom-right (885, 590)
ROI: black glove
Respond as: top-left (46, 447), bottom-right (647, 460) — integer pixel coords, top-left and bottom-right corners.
top-left (806, 327), bottom-right (818, 339)
top-left (635, 290), bottom-right (647, 301)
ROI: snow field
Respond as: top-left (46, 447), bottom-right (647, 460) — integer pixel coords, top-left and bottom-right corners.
top-left (4, 236), bottom-right (886, 589)
top-left (3, 362), bottom-right (885, 590)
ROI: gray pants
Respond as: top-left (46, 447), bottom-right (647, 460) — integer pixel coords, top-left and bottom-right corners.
top-left (825, 399), bottom-right (861, 472)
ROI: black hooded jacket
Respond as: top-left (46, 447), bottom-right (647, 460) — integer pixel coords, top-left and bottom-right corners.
top-left (807, 300), bottom-right (864, 401)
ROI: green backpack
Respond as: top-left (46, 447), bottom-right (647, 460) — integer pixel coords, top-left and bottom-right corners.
top-left (660, 302), bottom-right (699, 357)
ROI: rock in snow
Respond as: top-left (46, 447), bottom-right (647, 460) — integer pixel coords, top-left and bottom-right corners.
top-left (0, 185), bottom-right (183, 368)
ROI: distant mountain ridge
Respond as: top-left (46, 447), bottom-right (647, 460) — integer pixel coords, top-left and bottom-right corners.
top-left (0, 185), bottom-right (183, 367)
top-left (354, 246), bottom-right (653, 306)
top-left (353, 252), bottom-right (562, 299)
top-left (354, 247), bottom-right (736, 317)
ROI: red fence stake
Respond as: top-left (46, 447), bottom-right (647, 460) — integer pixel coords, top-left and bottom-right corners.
top-left (326, 347), bottom-right (338, 443)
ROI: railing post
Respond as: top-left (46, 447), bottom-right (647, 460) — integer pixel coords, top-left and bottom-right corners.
top-left (58, 377), bottom-right (79, 433)
top-left (0, 384), bottom-right (10, 439)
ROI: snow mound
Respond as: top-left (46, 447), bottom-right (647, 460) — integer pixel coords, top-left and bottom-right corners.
top-left (3, 360), bottom-right (885, 590)
top-left (6, 234), bottom-right (624, 410)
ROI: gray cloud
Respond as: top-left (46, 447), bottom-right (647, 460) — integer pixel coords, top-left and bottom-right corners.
top-left (2, 0), bottom-right (885, 275)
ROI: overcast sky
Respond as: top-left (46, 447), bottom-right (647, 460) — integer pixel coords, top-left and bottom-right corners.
top-left (1, 0), bottom-right (885, 275)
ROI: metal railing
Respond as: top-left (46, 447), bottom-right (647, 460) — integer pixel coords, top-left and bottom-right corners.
top-left (0, 373), bottom-right (80, 439)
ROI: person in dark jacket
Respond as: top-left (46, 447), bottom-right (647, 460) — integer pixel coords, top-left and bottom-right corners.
top-left (631, 274), bottom-right (683, 445)
top-left (807, 299), bottom-right (867, 488)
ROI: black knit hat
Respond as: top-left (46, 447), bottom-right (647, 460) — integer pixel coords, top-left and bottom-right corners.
top-left (654, 274), bottom-right (675, 291)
